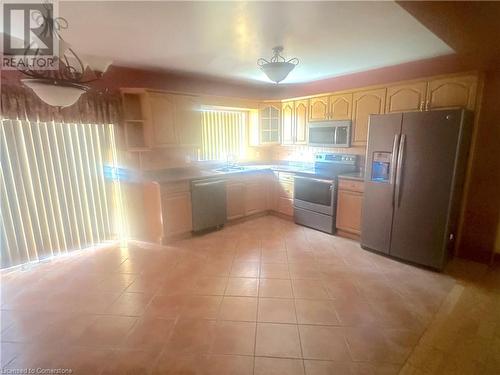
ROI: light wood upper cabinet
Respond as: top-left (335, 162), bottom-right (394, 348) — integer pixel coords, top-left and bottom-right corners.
top-left (329, 93), bottom-right (353, 120)
top-left (426, 75), bottom-right (478, 111)
top-left (259, 104), bottom-right (281, 144)
top-left (148, 93), bottom-right (177, 147)
top-left (386, 81), bottom-right (427, 113)
top-left (294, 100), bottom-right (308, 144)
top-left (352, 88), bottom-right (386, 146)
top-left (121, 90), bottom-right (150, 151)
top-left (281, 101), bottom-right (294, 145)
top-left (162, 191), bottom-right (192, 236)
top-left (226, 181), bottom-right (246, 220)
top-left (175, 95), bottom-right (202, 146)
top-left (309, 96), bottom-right (329, 121)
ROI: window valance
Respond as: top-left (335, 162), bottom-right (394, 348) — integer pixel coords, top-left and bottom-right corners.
top-left (1, 84), bottom-right (122, 125)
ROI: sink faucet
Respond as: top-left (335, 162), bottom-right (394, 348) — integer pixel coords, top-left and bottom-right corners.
top-left (226, 153), bottom-right (237, 168)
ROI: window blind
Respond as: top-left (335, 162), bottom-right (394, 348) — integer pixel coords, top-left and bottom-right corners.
top-left (0, 119), bottom-right (118, 268)
top-left (199, 110), bottom-right (247, 161)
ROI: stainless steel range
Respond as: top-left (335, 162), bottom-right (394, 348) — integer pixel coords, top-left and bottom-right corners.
top-left (294, 153), bottom-right (358, 234)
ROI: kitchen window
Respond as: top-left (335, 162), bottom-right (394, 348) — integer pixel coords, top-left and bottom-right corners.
top-left (199, 109), bottom-right (248, 161)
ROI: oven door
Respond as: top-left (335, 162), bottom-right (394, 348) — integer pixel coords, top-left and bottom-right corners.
top-left (293, 176), bottom-right (335, 216)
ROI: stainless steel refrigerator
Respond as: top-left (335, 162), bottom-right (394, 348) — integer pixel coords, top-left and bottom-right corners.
top-left (361, 109), bottom-right (473, 270)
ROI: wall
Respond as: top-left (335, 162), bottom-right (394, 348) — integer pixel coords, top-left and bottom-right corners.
top-left (0, 66), bottom-right (277, 99)
top-left (496, 221), bottom-right (500, 255)
top-left (275, 54), bottom-right (475, 99)
top-left (457, 67), bottom-right (500, 262)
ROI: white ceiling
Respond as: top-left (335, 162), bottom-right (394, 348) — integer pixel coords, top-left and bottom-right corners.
top-left (41, 1), bottom-right (455, 83)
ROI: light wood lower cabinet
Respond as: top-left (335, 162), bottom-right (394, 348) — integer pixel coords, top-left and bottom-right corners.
top-left (277, 196), bottom-right (294, 216)
top-left (143, 182), bottom-right (163, 243)
top-left (274, 172), bottom-right (294, 217)
top-left (122, 182), bottom-right (148, 240)
top-left (245, 179), bottom-right (268, 216)
top-left (226, 181), bottom-right (246, 220)
top-left (162, 190), bottom-right (192, 237)
top-left (336, 179), bottom-right (364, 238)
top-left (225, 172), bottom-right (295, 220)
top-left (225, 174), bottom-right (272, 220)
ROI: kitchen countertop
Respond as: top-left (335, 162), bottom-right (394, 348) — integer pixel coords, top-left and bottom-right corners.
top-left (142, 163), bottom-right (364, 184)
top-left (142, 164), bottom-right (318, 184)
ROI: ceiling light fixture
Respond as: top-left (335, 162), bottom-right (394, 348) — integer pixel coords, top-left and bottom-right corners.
top-left (17, 4), bottom-right (112, 107)
top-left (257, 46), bottom-right (299, 84)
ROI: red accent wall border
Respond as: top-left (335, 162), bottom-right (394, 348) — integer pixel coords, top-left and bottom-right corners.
top-left (1, 53), bottom-right (476, 101)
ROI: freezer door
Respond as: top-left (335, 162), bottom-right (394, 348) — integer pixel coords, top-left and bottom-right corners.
top-left (361, 113), bottom-right (402, 254)
top-left (389, 110), bottom-right (465, 269)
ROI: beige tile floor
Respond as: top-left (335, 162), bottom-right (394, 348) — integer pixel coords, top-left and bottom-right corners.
top-left (1, 215), bottom-right (499, 374)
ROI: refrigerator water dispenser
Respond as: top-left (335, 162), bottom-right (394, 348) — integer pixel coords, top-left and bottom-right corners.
top-left (371, 152), bottom-right (392, 182)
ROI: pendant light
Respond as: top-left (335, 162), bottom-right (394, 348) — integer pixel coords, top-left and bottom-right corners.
top-left (18, 4), bottom-right (112, 107)
top-left (257, 46), bottom-right (299, 84)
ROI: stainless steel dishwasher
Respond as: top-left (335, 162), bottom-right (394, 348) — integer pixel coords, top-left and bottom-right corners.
top-left (191, 178), bottom-right (227, 232)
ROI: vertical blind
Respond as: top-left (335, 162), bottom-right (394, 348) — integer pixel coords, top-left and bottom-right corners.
top-left (0, 119), bottom-right (117, 268)
top-left (199, 110), bottom-right (247, 161)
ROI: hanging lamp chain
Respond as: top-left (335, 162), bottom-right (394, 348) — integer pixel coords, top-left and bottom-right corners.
top-left (17, 2), bottom-right (100, 87)
top-left (257, 46), bottom-right (299, 66)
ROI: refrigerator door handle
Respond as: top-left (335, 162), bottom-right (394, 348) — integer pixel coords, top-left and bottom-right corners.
top-left (395, 134), bottom-right (406, 207)
top-left (390, 134), bottom-right (400, 186)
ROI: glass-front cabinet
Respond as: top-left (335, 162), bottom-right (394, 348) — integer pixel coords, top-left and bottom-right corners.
top-left (259, 104), bottom-right (280, 144)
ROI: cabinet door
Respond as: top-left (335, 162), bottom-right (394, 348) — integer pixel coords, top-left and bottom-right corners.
top-left (426, 75), bottom-right (478, 111)
top-left (329, 93), bottom-right (352, 120)
top-left (226, 182), bottom-right (246, 220)
top-left (281, 101), bottom-right (294, 145)
top-left (122, 182), bottom-right (146, 240)
top-left (352, 88), bottom-right (386, 146)
top-left (259, 105), bottom-right (281, 144)
top-left (148, 93), bottom-right (177, 147)
top-left (294, 100), bottom-right (308, 144)
top-left (176, 95), bottom-right (202, 146)
top-left (245, 180), bottom-right (267, 215)
top-left (277, 181), bottom-right (293, 199)
top-left (143, 182), bottom-right (163, 244)
top-left (336, 189), bottom-right (363, 234)
top-left (162, 191), bottom-right (192, 236)
top-left (278, 197), bottom-right (294, 216)
top-left (386, 82), bottom-right (427, 113)
top-left (309, 96), bottom-right (329, 121)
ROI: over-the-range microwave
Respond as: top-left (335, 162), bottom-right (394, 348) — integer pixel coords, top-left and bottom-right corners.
top-left (308, 120), bottom-right (352, 148)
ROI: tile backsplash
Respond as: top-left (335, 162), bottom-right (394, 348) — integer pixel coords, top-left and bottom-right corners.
top-left (271, 145), bottom-right (366, 170)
